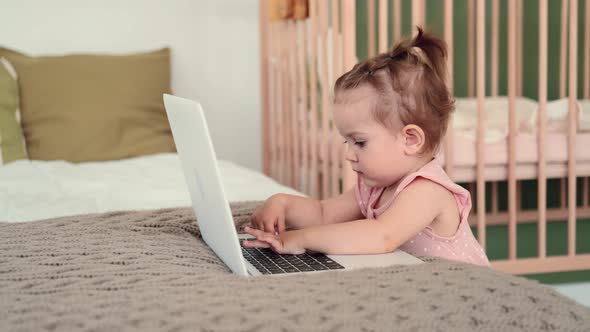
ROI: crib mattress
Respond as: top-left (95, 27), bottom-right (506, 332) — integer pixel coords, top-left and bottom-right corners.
top-left (438, 132), bottom-right (590, 182)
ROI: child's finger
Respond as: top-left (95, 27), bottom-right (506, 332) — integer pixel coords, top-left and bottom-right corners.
top-left (242, 239), bottom-right (271, 248)
top-left (263, 220), bottom-right (276, 233)
top-left (243, 227), bottom-right (284, 251)
top-left (240, 222), bottom-right (253, 231)
top-left (257, 235), bottom-right (282, 252)
top-left (277, 214), bottom-right (286, 233)
top-left (243, 226), bottom-right (265, 237)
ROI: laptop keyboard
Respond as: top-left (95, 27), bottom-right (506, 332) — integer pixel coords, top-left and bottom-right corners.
top-left (240, 239), bottom-right (344, 274)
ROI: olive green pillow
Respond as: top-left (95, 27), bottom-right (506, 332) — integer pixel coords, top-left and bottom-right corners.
top-left (0, 57), bottom-right (27, 164)
top-left (0, 47), bottom-right (175, 162)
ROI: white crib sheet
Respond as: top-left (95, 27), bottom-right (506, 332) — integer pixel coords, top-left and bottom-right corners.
top-left (0, 153), bottom-right (302, 223)
top-left (452, 97), bottom-right (589, 143)
top-left (442, 97), bottom-right (590, 182)
top-left (437, 132), bottom-right (590, 182)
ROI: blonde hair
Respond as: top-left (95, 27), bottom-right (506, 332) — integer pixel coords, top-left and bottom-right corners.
top-left (334, 27), bottom-right (455, 154)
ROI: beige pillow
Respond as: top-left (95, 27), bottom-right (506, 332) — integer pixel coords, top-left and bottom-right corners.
top-left (0, 57), bottom-right (27, 164)
top-left (0, 47), bottom-right (176, 162)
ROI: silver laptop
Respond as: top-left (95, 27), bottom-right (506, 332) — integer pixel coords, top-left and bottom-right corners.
top-left (163, 94), bottom-right (423, 277)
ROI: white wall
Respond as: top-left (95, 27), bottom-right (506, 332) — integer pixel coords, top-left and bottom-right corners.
top-left (0, 0), bottom-right (263, 171)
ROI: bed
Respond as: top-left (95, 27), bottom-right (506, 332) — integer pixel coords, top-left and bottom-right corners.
top-left (0, 153), bottom-right (301, 223)
top-left (259, 0), bottom-right (590, 275)
top-left (2, 153), bottom-right (588, 330)
top-left (2, 203), bottom-right (589, 331)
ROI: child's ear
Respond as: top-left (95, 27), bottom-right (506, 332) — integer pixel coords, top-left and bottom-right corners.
top-left (401, 124), bottom-right (425, 155)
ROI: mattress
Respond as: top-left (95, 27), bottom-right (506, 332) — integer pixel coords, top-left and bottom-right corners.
top-left (438, 97), bottom-right (590, 182)
top-left (437, 132), bottom-right (590, 182)
top-left (0, 153), bottom-right (302, 223)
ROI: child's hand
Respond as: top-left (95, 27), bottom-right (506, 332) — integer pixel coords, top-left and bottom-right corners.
top-left (249, 195), bottom-right (287, 234)
top-left (242, 226), bottom-right (306, 255)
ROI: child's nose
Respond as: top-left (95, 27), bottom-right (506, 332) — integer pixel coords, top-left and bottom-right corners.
top-left (344, 146), bottom-right (358, 162)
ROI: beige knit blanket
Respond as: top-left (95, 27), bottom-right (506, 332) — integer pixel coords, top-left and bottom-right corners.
top-left (1, 202), bottom-right (589, 332)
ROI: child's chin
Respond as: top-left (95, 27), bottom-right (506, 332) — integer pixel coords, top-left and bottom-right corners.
top-left (361, 177), bottom-right (380, 188)
top-left (357, 173), bottom-right (384, 187)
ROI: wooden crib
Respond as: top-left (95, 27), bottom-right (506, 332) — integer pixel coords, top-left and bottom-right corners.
top-left (258, 0), bottom-right (590, 275)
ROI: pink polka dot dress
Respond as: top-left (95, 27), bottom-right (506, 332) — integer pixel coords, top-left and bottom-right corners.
top-left (355, 159), bottom-right (490, 267)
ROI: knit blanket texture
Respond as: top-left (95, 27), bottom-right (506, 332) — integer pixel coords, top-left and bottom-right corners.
top-left (1, 202), bottom-right (589, 332)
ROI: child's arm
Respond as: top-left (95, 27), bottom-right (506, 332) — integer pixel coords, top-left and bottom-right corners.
top-left (245, 179), bottom-right (447, 255)
top-left (251, 188), bottom-right (363, 232)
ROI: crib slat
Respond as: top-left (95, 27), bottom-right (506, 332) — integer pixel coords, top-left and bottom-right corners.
top-left (444, 0), bottom-right (455, 179)
top-left (268, 22), bottom-right (277, 180)
top-left (288, 21), bottom-right (300, 191)
top-left (516, 0), bottom-right (523, 96)
top-left (507, 0), bottom-right (518, 261)
top-left (318, 0), bottom-right (331, 199)
top-left (467, 0), bottom-right (474, 97)
top-left (392, 0), bottom-right (401, 45)
top-left (492, 254), bottom-right (590, 275)
top-left (260, 1), bottom-right (270, 176)
top-left (444, 0), bottom-right (453, 89)
top-left (275, 22), bottom-right (284, 184)
top-left (281, 27), bottom-right (292, 187)
top-left (332, 0), bottom-right (341, 79)
top-left (276, 23), bottom-right (286, 183)
top-left (330, 132), bottom-right (340, 196)
top-left (538, 0), bottom-right (548, 259)
top-left (273, 22), bottom-right (283, 182)
top-left (421, 0), bottom-right (426, 23)
top-left (411, 0), bottom-right (418, 29)
top-left (559, 0), bottom-right (568, 99)
top-left (296, 21), bottom-right (309, 194)
top-left (283, 22), bottom-right (292, 187)
top-left (331, 0), bottom-right (342, 196)
top-left (275, 23), bottom-right (283, 182)
top-left (585, 0), bottom-right (590, 99)
top-left (309, 0), bottom-right (320, 198)
top-left (412, 0), bottom-right (425, 29)
top-left (491, 0), bottom-right (499, 97)
top-left (368, 0), bottom-right (376, 57)
top-left (378, 0), bottom-right (388, 53)
top-left (469, 208), bottom-right (590, 226)
top-left (567, 0), bottom-right (578, 257)
top-left (283, 22), bottom-right (293, 187)
top-left (340, 0), bottom-right (356, 192)
top-left (476, 0), bottom-right (487, 250)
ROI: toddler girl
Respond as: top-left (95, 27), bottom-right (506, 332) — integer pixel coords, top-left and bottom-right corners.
top-left (243, 28), bottom-right (490, 267)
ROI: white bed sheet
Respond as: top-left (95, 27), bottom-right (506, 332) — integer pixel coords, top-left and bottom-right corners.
top-left (0, 153), bottom-right (302, 223)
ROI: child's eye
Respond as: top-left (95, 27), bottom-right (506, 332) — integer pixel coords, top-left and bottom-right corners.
top-left (343, 139), bottom-right (366, 148)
